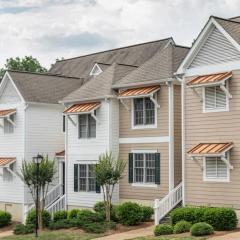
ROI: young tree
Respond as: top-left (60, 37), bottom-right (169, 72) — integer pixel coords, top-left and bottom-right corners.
top-left (21, 156), bottom-right (55, 229)
top-left (0, 56), bottom-right (47, 78)
top-left (95, 152), bottom-right (126, 222)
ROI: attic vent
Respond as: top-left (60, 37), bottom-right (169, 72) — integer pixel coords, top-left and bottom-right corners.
top-left (89, 63), bottom-right (102, 76)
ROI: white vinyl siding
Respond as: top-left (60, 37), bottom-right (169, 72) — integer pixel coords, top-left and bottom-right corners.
top-left (189, 27), bottom-right (240, 69)
top-left (204, 86), bottom-right (227, 112)
top-left (204, 157), bottom-right (229, 182)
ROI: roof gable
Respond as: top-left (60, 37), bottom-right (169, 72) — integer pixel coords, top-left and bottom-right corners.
top-left (177, 17), bottom-right (240, 75)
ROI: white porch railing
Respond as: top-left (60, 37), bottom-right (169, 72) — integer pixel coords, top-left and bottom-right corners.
top-left (46, 194), bottom-right (66, 217)
top-left (154, 182), bottom-right (182, 225)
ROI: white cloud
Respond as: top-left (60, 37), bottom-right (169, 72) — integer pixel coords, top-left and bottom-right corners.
top-left (0, 0), bottom-right (240, 68)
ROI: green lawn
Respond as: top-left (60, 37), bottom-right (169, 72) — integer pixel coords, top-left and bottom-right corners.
top-left (0, 230), bottom-right (104, 240)
top-left (131, 236), bottom-right (207, 240)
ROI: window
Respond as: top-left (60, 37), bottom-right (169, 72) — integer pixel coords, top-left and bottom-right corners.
top-left (133, 97), bottom-right (156, 127)
top-left (133, 153), bottom-right (156, 184)
top-left (78, 114), bottom-right (96, 138)
top-left (4, 115), bottom-right (15, 134)
top-left (204, 85), bottom-right (227, 112)
top-left (204, 157), bottom-right (229, 181)
top-left (74, 164), bottom-right (96, 192)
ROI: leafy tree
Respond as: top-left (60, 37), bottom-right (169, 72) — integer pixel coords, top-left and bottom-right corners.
top-left (95, 153), bottom-right (126, 222)
top-left (0, 56), bottom-right (47, 78)
top-left (21, 156), bottom-right (55, 229)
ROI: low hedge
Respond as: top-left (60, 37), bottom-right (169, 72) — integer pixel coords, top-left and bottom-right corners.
top-left (117, 202), bottom-right (143, 226)
top-left (173, 220), bottom-right (192, 233)
top-left (93, 202), bottom-right (118, 222)
top-left (0, 211), bottom-right (11, 227)
top-left (141, 206), bottom-right (153, 222)
top-left (53, 210), bottom-right (68, 222)
top-left (48, 219), bottom-right (80, 230)
top-left (191, 222), bottom-right (214, 236)
top-left (154, 224), bottom-right (173, 236)
top-left (77, 209), bottom-right (104, 224)
top-left (68, 209), bottom-right (80, 220)
top-left (26, 210), bottom-right (51, 228)
top-left (14, 224), bottom-right (34, 235)
top-left (170, 207), bottom-right (237, 230)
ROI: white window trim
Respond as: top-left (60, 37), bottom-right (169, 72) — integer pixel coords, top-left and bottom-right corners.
top-left (203, 153), bottom-right (230, 182)
top-left (131, 149), bottom-right (158, 187)
top-left (131, 96), bottom-right (158, 129)
top-left (202, 82), bottom-right (229, 113)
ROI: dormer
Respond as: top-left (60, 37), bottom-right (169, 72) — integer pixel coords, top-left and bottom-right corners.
top-left (89, 63), bottom-right (110, 76)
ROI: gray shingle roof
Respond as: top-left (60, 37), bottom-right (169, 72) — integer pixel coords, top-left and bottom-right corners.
top-left (49, 38), bottom-right (172, 78)
top-left (112, 44), bottom-right (189, 88)
top-left (7, 70), bottom-right (83, 104)
top-left (215, 17), bottom-right (240, 45)
top-left (62, 63), bottom-right (136, 103)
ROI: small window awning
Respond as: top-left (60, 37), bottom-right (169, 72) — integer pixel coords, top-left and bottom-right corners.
top-left (0, 157), bottom-right (16, 167)
top-left (55, 150), bottom-right (65, 157)
top-left (118, 85), bottom-right (160, 99)
top-left (188, 143), bottom-right (233, 157)
top-left (64, 102), bottom-right (101, 115)
top-left (187, 72), bottom-right (232, 88)
top-left (0, 109), bottom-right (16, 118)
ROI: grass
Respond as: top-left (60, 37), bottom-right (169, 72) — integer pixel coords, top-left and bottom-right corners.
top-left (131, 236), bottom-right (207, 240)
top-left (0, 229), bottom-right (104, 240)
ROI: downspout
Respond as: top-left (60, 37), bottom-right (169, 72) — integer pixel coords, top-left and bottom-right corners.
top-left (63, 104), bottom-right (68, 210)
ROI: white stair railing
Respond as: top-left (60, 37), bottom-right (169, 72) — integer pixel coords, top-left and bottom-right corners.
top-left (154, 182), bottom-right (182, 225)
top-left (46, 194), bottom-right (66, 217)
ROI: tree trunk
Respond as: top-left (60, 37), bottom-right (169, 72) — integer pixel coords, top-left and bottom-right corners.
top-left (38, 200), bottom-right (43, 230)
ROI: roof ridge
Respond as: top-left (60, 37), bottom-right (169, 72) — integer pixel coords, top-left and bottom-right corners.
top-left (56, 37), bottom-right (173, 63)
top-left (212, 15), bottom-right (240, 25)
top-left (7, 69), bottom-right (81, 79)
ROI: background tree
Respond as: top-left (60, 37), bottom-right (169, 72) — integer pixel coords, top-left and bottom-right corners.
top-left (95, 152), bottom-right (126, 222)
top-left (0, 56), bottom-right (47, 79)
top-left (21, 156), bottom-right (55, 229)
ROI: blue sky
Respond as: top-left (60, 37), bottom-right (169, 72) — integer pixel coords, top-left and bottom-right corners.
top-left (0, 0), bottom-right (240, 69)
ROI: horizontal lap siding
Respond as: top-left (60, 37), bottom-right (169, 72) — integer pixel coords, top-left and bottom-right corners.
top-left (119, 143), bottom-right (169, 201)
top-left (185, 70), bottom-right (240, 208)
top-left (119, 86), bottom-right (169, 138)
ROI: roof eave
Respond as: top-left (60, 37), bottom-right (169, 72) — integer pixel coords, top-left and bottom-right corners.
top-left (59, 95), bottom-right (117, 104)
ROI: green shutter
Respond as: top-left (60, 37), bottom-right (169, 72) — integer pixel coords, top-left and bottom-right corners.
top-left (74, 164), bottom-right (78, 192)
top-left (155, 153), bottom-right (160, 185)
top-left (128, 153), bottom-right (134, 183)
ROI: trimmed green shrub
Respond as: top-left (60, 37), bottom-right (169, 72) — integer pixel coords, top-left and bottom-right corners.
top-left (154, 224), bottom-right (173, 236)
top-left (94, 201), bottom-right (119, 222)
top-left (14, 224), bottom-right (34, 235)
top-left (82, 222), bottom-right (107, 234)
top-left (173, 220), bottom-right (192, 233)
top-left (68, 209), bottom-right (80, 220)
top-left (94, 202), bottom-right (105, 213)
top-left (26, 210), bottom-right (51, 227)
top-left (53, 210), bottom-right (68, 222)
top-left (48, 219), bottom-right (81, 230)
top-left (117, 202), bottom-right (143, 226)
top-left (141, 206), bottom-right (153, 222)
top-left (0, 211), bottom-right (11, 227)
top-left (77, 209), bottom-right (104, 224)
top-left (170, 207), bottom-right (205, 225)
top-left (191, 222), bottom-right (214, 236)
top-left (203, 207), bottom-right (237, 231)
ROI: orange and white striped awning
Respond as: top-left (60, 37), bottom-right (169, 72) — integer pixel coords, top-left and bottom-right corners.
top-left (118, 85), bottom-right (160, 98)
top-left (188, 143), bottom-right (233, 156)
top-left (55, 150), bottom-right (65, 157)
top-left (64, 102), bottom-right (101, 114)
top-left (0, 109), bottom-right (16, 117)
top-left (0, 158), bottom-right (16, 167)
top-left (187, 72), bottom-right (232, 87)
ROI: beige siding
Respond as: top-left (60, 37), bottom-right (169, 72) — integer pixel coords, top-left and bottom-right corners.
top-left (119, 143), bottom-right (169, 201)
top-left (174, 85), bottom-right (182, 186)
top-left (119, 85), bottom-right (169, 138)
top-left (185, 70), bottom-right (240, 208)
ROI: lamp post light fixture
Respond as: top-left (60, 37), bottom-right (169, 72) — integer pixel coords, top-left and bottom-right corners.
top-left (32, 154), bottom-right (43, 238)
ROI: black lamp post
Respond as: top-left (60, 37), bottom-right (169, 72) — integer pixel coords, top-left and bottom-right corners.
top-left (33, 154), bottom-right (43, 238)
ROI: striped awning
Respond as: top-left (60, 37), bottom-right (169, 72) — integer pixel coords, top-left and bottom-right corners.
top-left (187, 72), bottom-right (232, 87)
top-left (118, 85), bottom-right (160, 98)
top-left (0, 158), bottom-right (16, 166)
top-left (188, 143), bottom-right (233, 156)
top-left (55, 150), bottom-right (65, 157)
top-left (64, 102), bottom-right (101, 114)
top-left (0, 109), bottom-right (16, 117)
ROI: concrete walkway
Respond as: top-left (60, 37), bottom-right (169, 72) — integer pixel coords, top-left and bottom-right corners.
top-left (210, 231), bottom-right (240, 240)
top-left (95, 225), bottom-right (154, 240)
top-left (0, 230), bottom-right (13, 238)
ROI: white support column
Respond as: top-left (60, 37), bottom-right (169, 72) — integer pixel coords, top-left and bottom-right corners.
top-left (168, 82), bottom-right (174, 191)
